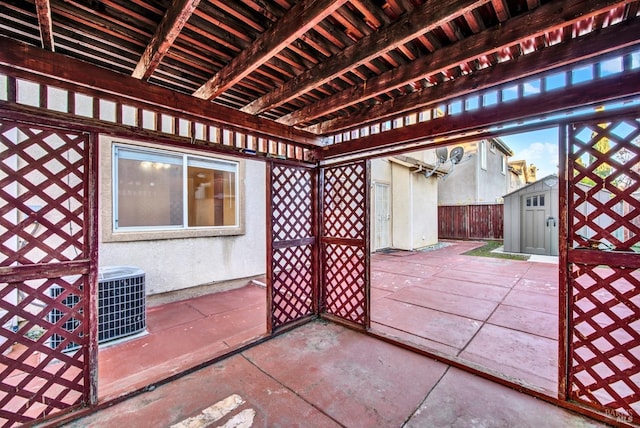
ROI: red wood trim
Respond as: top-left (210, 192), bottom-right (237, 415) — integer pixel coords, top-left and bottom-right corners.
top-left (272, 237), bottom-right (316, 249)
top-left (193, 0), bottom-right (349, 100)
top-left (310, 22), bottom-right (640, 134)
top-left (34, 0), bottom-right (55, 51)
top-left (289, 0), bottom-right (632, 129)
top-left (0, 38), bottom-right (320, 146)
top-left (364, 159), bottom-right (371, 329)
top-left (558, 124), bottom-right (570, 401)
top-left (265, 161), bottom-right (274, 334)
top-left (0, 260), bottom-right (89, 282)
top-left (568, 249), bottom-right (640, 268)
top-left (87, 131), bottom-right (99, 405)
top-left (317, 67), bottom-right (640, 159)
top-left (246, 0), bottom-right (489, 116)
top-left (132, 0), bottom-right (201, 80)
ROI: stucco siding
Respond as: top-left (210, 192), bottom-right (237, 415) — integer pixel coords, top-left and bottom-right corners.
top-left (98, 136), bottom-right (266, 296)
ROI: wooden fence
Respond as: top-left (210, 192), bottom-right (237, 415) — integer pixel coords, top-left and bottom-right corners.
top-left (438, 204), bottom-right (504, 240)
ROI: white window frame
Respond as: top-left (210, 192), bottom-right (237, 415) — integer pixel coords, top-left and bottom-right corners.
top-left (501, 155), bottom-right (506, 175)
top-left (103, 138), bottom-right (245, 242)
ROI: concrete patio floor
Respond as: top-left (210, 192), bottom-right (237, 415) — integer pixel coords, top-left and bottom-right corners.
top-left (97, 283), bottom-right (268, 400)
top-left (61, 321), bottom-right (604, 428)
top-left (93, 239), bottom-right (561, 402)
top-left (370, 240), bottom-right (559, 395)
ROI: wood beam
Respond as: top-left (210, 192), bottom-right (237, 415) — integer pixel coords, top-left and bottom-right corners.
top-left (242, 0), bottom-right (489, 115)
top-left (132, 0), bottom-right (201, 80)
top-left (278, 0), bottom-right (631, 127)
top-left (192, 0), bottom-right (348, 100)
top-left (316, 67), bottom-right (640, 159)
top-left (34, 0), bottom-right (55, 51)
top-left (306, 17), bottom-right (640, 134)
top-left (0, 37), bottom-right (320, 146)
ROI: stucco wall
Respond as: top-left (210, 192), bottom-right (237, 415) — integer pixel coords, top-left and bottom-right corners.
top-left (411, 172), bottom-right (439, 249)
top-left (98, 136), bottom-right (266, 296)
top-left (438, 143), bottom-right (478, 205)
top-left (371, 156), bottom-right (438, 251)
top-left (438, 141), bottom-right (509, 205)
top-left (478, 143), bottom-right (508, 203)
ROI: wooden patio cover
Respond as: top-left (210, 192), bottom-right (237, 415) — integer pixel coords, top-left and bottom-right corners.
top-left (2, 0), bottom-right (639, 158)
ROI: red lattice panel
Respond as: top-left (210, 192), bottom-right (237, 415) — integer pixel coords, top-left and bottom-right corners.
top-left (321, 162), bottom-right (369, 327)
top-left (271, 165), bottom-right (313, 242)
top-left (569, 264), bottom-right (640, 419)
top-left (567, 115), bottom-right (640, 421)
top-left (268, 164), bottom-right (315, 330)
top-left (271, 246), bottom-right (314, 329)
top-left (322, 163), bottom-right (367, 240)
top-left (323, 244), bottom-right (366, 324)
top-left (0, 120), bottom-right (91, 426)
top-left (569, 118), bottom-right (640, 251)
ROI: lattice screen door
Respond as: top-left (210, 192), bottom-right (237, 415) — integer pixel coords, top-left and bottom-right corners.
top-left (320, 161), bottom-right (370, 329)
top-left (0, 119), bottom-right (97, 426)
top-left (566, 113), bottom-right (640, 422)
top-left (266, 162), bottom-right (317, 332)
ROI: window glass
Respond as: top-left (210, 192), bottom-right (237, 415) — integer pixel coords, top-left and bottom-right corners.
top-left (187, 158), bottom-right (237, 227)
top-left (116, 148), bottom-right (183, 228)
top-left (533, 196), bottom-right (538, 206)
top-left (539, 194), bottom-right (545, 206)
top-left (114, 146), bottom-right (238, 231)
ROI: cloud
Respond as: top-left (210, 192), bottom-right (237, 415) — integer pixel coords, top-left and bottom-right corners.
top-left (512, 141), bottom-right (558, 176)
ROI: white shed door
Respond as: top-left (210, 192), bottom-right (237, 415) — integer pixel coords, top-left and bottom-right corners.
top-left (522, 191), bottom-right (552, 255)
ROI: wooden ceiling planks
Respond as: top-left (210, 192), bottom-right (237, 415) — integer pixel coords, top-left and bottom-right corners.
top-left (192, 0), bottom-right (350, 100)
top-left (1, 0), bottom-right (639, 153)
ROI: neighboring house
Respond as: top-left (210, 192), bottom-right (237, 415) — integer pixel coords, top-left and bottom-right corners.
top-left (438, 138), bottom-right (513, 205)
top-left (508, 160), bottom-right (538, 193)
top-left (370, 150), bottom-right (446, 252)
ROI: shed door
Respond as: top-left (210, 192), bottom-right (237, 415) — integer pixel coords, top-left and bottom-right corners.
top-left (522, 191), bottom-right (551, 255)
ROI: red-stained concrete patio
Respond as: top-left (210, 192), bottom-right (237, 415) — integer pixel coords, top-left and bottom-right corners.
top-left (62, 322), bottom-right (604, 428)
top-left (92, 239), bottom-right (560, 403)
top-left (370, 240), bottom-right (559, 395)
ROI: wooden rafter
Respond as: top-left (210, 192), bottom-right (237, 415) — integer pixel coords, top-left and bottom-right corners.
top-left (242, 0), bottom-right (490, 115)
top-left (132, 0), bottom-right (201, 80)
top-left (192, 0), bottom-right (349, 100)
top-left (317, 67), bottom-right (640, 159)
top-left (0, 38), bottom-right (320, 146)
top-left (34, 0), bottom-right (55, 51)
top-left (277, 0), bottom-right (631, 127)
top-left (306, 17), bottom-right (640, 134)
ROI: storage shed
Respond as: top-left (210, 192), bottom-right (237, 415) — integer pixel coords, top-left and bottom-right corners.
top-left (503, 175), bottom-right (559, 256)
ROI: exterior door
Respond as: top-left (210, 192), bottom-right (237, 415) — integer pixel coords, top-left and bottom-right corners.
top-left (374, 183), bottom-right (391, 250)
top-left (564, 112), bottom-right (640, 422)
top-left (522, 191), bottom-right (551, 255)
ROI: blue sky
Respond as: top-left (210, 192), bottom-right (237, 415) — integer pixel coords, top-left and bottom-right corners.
top-left (500, 127), bottom-right (559, 178)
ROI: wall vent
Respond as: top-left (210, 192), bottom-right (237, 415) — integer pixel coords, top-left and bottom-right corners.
top-left (49, 266), bottom-right (146, 351)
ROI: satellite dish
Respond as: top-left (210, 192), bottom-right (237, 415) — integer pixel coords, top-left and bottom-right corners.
top-left (435, 147), bottom-right (448, 164)
top-left (450, 147), bottom-right (464, 164)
